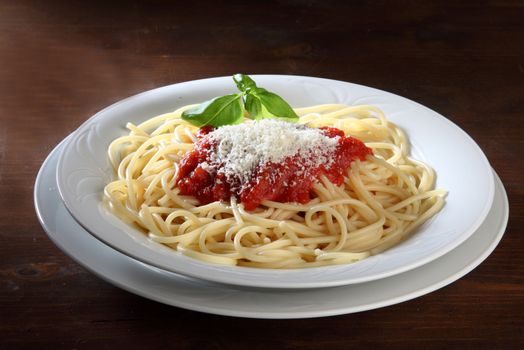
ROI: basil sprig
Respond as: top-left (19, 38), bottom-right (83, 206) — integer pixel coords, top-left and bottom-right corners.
top-left (181, 74), bottom-right (298, 127)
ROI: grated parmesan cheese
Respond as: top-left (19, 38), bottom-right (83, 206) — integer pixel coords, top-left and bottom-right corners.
top-left (202, 119), bottom-right (339, 190)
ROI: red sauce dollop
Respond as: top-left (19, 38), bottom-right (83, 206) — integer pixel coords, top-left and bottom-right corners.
top-left (176, 126), bottom-right (372, 211)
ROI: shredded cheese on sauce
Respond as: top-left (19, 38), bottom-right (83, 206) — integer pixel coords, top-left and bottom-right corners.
top-left (205, 119), bottom-right (339, 187)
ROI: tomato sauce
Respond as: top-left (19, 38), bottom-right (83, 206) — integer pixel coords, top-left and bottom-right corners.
top-left (176, 126), bottom-right (372, 211)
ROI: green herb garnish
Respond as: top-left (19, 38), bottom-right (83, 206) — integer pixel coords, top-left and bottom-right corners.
top-left (181, 74), bottom-right (299, 127)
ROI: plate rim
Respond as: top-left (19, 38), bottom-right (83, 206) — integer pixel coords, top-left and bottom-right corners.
top-left (55, 75), bottom-right (495, 288)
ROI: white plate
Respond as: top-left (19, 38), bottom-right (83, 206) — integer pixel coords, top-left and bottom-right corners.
top-left (38, 141), bottom-right (507, 318)
top-left (56, 75), bottom-right (495, 288)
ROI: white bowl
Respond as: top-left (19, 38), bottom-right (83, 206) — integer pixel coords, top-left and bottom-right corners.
top-left (56, 75), bottom-right (494, 289)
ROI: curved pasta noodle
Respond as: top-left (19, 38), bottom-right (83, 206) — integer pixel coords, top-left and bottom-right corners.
top-left (104, 104), bottom-right (446, 268)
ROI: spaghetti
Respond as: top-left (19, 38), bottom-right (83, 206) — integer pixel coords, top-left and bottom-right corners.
top-left (104, 104), bottom-right (446, 268)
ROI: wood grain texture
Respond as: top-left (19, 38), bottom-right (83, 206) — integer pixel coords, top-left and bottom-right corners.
top-left (0, 0), bottom-right (523, 348)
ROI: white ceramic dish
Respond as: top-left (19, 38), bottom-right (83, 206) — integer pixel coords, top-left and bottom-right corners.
top-left (38, 141), bottom-right (508, 318)
top-left (56, 75), bottom-right (495, 288)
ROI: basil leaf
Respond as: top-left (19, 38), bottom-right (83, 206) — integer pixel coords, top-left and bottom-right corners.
top-left (246, 88), bottom-right (299, 121)
top-left (245, 92), bottom-right (264, 118)
top-left (181, 93), bottom-right (244, 127)
top-left (233, 73), bottom-right (257, 93)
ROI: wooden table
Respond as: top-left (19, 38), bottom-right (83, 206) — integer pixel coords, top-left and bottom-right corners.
top-left (1, 1), bottom-right (523, 348)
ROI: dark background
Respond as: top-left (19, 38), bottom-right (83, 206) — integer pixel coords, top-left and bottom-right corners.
top-left (1, 0), bottom-right (523, 348)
